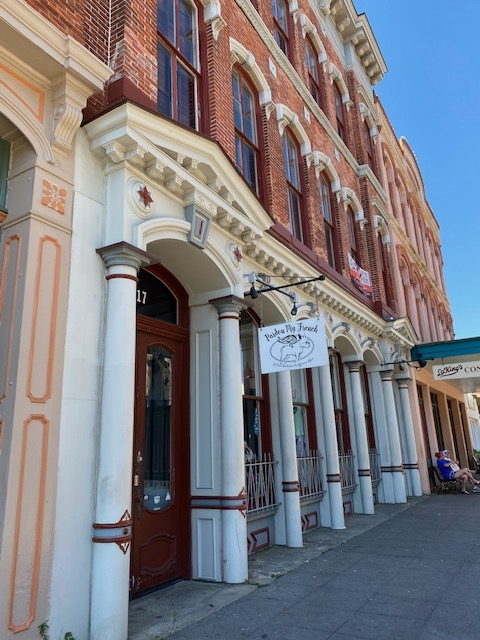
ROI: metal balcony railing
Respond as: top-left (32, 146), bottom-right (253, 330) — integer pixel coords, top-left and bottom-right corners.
top-left (338, 450), bottom-right (357, 493)
top-left (297, 449), bottom-right (324, 501)
top-left (245, 453), bottom-right (278, 516)
top-left (369, 449), bottom-right (381, 486)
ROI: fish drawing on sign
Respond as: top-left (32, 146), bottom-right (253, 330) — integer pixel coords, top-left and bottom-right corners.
top-left (274, 334), bottom-right (313, 364)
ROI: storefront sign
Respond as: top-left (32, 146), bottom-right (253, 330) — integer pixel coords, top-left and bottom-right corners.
top-left (258, 317), bottom-right (328, 374)
top-left (433, 361), bottom-right (480, 380)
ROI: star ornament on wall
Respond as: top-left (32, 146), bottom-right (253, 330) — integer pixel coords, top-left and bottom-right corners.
top-left (233, 246), bottom-right (243, 264)
top-left (137, 185), bottom-right (153, 209)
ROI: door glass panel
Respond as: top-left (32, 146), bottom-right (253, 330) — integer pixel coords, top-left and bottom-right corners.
top-left (137, 269), bottom-right (177, 323)
top-left (144, 345), bottom-right (173, 512)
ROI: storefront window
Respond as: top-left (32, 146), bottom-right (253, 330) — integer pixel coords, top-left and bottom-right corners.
top-left (329, 352), bottom-right (351, 451)
top-left (291, 368), bottom-right (317, 456)
top-left (240, 311), bottom-right (261, 457)
top-left (240, 311), bottom-right (270, 458)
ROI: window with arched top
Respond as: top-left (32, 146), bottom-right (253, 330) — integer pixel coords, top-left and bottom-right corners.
top-left (377, 233), bottom-right (393, 309)
top-left (333, 82), bottom-right (347, 143)
top-left (283, 129), bottom-right (305, 242)
top-left (232, 68), bottom-right (262, 197)
top-left (320, 174), bottom-right (339, 270)
top-left (272, 0), bottom-right (290, 58)
top-left (305, 36), bottom-right (323, 109)
top-left (347, 206), bottom-right (360, 268)
top-left (364, 121), bottom-right (374, 169)
top-left (157, 0), bottom-right (201, 129)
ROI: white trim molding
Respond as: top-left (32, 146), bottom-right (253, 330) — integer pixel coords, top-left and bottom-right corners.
top-left (276, 104), bottom-right (312, 163)
top-left (230, 38), bottom-right (276, 119)
top-left (328, 62), bottom-right (352, 110)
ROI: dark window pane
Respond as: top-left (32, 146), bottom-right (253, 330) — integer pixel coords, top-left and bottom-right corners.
top-left (284, 135), bottom-right (299, 188)
top-left (158, 0), bottom-right (175, 43)
top-left (158, 43), bottom-right (173, 117)
top-left (325, 224), bottom-right (335, 267)
top-left (306, 41), bottom-right (317, 81)
top-left (242, 86), bottom-right (255, 142)
top-left (274, 29), bottom-right (287, 54)
top-left (233, 84), bottom-right (243, 131)
top-left (288, 188), bottom-right (302, 241)
top-left (136, 269), bottom-right (177, 324)
top-left (235, 135), bottom-right (243, 171)
top-left (243, 143), bottom-right (257, 192)
top-left (143, 345), bottom-right (172, 512)
top-left (177, 64), bottom-right (196, 128)
top-left (179, 0), bottom-right (194, 64)
top-left (348, 210), bottom-right (356, 251)
top-left (273, 0), bottom-right (287, 30)
top-left (232, 70), bottom-right (260, 193)
top-left (320, 178), bottom-right (332, 223)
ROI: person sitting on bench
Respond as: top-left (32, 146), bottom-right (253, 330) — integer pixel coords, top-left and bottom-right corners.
top-left (435, 451), bottom-right (480, 494)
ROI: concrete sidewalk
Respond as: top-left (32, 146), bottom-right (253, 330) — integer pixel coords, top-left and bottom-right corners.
top-left (129, 494), bottom-right (480, 639)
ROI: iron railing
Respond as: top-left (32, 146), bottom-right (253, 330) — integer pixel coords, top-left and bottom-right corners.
top-left (369, 449), bottom-right (381, 486)
top-left (245, 453), bottom-right (278, 515)
top-left (297, 449), bottom-right (324, 501)
top-left (338, 450), bottom-right (357, 493)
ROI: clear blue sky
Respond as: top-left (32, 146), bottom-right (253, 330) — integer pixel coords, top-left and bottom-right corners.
top-left (354, 0), bottom-right (479, 340)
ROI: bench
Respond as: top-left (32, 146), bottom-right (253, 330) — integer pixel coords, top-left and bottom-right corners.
top-left (432, 466), bottom-right (461, 494)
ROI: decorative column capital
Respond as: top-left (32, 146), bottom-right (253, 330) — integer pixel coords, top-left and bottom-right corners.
top-left (345, 359), bottom-right (363, 373)
top-left (209, 294), bottom-right (252, 317)
top-left (96, 241), bottom-right (158, 272)
top-left (396, 375), bottom-right (412, 389)
top-left (380, 368), bottom-right (395, 382)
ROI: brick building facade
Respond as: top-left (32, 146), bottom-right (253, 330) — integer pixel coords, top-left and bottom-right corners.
top-left (0, 1), bottom-right (474, 638)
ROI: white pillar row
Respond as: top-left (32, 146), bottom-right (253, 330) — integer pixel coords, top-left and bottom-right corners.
top-left (210, 296), bottom-right (249, 583)
top-left (91, 242), bottom-right (155, 640)
top-left (397, 374), bottom-right (423, 496)
top-left (277, 370), bottom-right (303, 547)
top-left (316, 365), bottom-right (345, 529)
top-left (345, 361), bottom-right (374, 514)
top-left (380, 368), bottom-right (407, 503)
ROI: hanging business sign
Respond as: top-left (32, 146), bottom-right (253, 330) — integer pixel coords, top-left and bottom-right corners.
top-left (258, 317), bottom-right (328, 374)
top-left (433, 361), bottom-right (480, 381)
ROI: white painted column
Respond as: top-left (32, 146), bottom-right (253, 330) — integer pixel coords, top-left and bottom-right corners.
top-left (397, 374), bottom-right (423, 496)
top-left (211, 296), bottom-right (249, 583)
top-left (380, 368), bottom-right (407, 503)
top-left (346, 361), bottom-right (374, 514)
top-left (317, 365), bottom-right (345, 529)
top-left (277, 370), bottom-right (303, 547)
top-left (91, 242), bottom-right (153, 640)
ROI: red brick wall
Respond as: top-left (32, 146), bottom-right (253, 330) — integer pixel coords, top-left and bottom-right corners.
top-left (26, 0), bottom-right (399, 315)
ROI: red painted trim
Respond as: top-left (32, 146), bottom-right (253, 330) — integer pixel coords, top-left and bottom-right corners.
top-left (106, 273), bottom-right (139, 282)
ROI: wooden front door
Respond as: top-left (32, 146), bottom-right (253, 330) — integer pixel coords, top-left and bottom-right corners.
top-left (131, 318), bottom-right (190, 595)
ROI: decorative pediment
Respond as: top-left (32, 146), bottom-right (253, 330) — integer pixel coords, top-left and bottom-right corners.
top-left (313, 151), bottom-right (341, 194)
top-left (328, 63), bottom-right (352, 110)
top-left (300, 14), bottom-right (327, 65)
top-left (276, 104), bottom-right (312, 163)
top-left (230, 39), bottom-right (275, 119)
top-left (341, 186), bottom-right (365, 228)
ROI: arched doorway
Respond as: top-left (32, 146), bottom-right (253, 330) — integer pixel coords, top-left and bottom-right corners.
top-left (131, 265), bottom-right (190, 595)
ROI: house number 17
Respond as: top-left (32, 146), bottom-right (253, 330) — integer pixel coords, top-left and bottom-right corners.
top-left (137, 289), bottom-right (147, 304)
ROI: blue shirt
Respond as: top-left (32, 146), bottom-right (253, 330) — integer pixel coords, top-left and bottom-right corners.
top-left (437, 458), bottom-right (454, 480)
